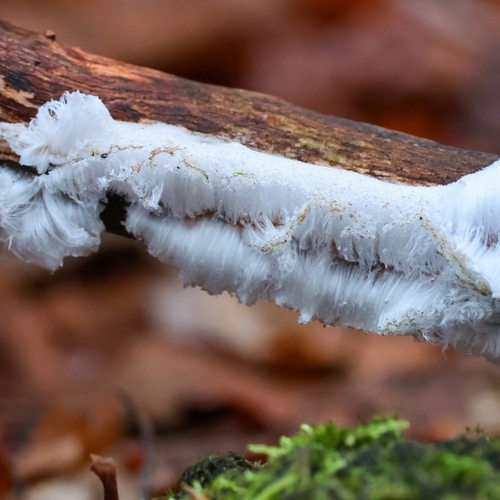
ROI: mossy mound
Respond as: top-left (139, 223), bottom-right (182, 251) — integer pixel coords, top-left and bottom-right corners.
top-left (166, 416), bottom-right (500, 500)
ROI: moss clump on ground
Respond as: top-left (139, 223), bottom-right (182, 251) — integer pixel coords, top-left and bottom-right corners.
top-left (167, 416), bottom-right (500, 500)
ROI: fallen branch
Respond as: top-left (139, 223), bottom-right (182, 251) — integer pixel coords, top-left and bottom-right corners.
top-left (0, 20), bottom-right (496, 185)
top-left (1, 20), bottom-right (499, 360)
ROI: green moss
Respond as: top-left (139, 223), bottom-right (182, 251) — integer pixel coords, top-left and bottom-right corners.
top-left (165, 417), bottom-right (500, 500)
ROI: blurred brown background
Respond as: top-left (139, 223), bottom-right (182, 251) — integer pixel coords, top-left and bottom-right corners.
top-left (2, 1), bottom-right (500, 498)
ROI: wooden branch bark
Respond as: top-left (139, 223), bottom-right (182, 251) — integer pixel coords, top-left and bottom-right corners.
top-left (2, 19), bottom-right (500, 358)
top-left (0, 18), bottom-right (497, 193)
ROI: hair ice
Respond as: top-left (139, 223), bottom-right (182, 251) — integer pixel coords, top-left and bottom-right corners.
top-left (1, 91), bottom-right (499, 360)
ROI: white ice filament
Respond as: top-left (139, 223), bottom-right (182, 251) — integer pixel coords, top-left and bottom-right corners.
top-left (1, 91), bottom-right (499, 359)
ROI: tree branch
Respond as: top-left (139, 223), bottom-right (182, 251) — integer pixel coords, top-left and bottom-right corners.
top-left (1, 19), bottom-right (499, 360)
top-left (0, 19), bottom-right (497, 189)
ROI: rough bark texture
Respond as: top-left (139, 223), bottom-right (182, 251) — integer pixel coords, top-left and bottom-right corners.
top-left (0, 19), bottom-right (498, 188)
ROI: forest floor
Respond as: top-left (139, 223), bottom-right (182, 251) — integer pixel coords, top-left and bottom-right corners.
top-left (2, 1), bottom-right (500, 498)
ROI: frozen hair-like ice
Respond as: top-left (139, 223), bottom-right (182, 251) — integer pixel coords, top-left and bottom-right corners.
top-left (8, 91), bottom-right (113, 173)
top-left (1, 91), bottom-right (500, 360)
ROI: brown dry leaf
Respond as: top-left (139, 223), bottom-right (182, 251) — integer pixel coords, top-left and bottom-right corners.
top-left (0, 0), bottom-right (285, 72)
top-left (0, 297), bottom-right (67, 397)
top-left (14, 397), bottom-right (125, 480)
top-left (242, 0), bottom-right (500, 148)
top-left (0, 443), bottom-right (13, 496)
top-left (349, 335), bottom-right (444, 380)
top-left (147, 278), bottom-right (359, 368)
top-left (104, 336), bottom-right (299, 426)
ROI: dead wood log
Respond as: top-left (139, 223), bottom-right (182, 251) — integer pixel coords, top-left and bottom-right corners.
top-left (1, 19), bottom-right (500, 358)
top-left (0, 18), bottom-right (497, 192)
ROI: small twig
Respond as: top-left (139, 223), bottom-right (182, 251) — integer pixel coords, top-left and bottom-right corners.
top-left (90, 454), bottom-right (120, 500)
top-left (118, 392), bottom-right (155, 500)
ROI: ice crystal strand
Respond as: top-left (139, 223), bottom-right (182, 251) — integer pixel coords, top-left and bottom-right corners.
top-left (1, 91), bottom-right (499, 359)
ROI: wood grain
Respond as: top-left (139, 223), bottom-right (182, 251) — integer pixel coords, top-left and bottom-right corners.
top-left (0, 19), bottom-right (497, 188)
